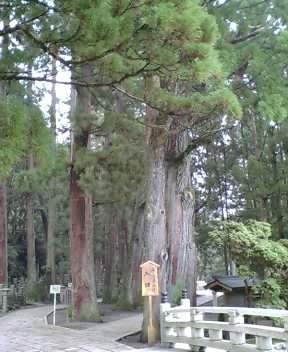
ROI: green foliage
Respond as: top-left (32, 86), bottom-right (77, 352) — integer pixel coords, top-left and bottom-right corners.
top-left (7, 142), bottom-right (70, 282)
top-left (26, 280), bottom-right (49, 303)
top-left (77, 112), bottom-right (144, 205)
top-left (254, 278), bottom-right (286, 309)
top-left (171, 281), bottom-right (184, 306)
top-left (114, 297), bottom-right (135, 311)
top-left (24, 105), bottom-right (52, 163)
top-left (209, 220), bottom-right (288, 308)
top-left (150, 87), bottom-right (241, 119)
top-left (0, 98), bottom-right (27, 177)
top-left (66, 306), bottom-right (73, 321)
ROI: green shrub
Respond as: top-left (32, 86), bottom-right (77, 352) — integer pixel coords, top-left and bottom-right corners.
top-left (171, 282), bottom-right (184, 306)
top-left (26, 281), bottom-right (49, 303)
top-left (66, 305), bottom-right (73, 321)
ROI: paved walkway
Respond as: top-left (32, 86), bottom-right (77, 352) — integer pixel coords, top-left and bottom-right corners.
top-left (0, 305), bottom-right (224, 352)
top-left (0, 305), bottom-right (142, 352)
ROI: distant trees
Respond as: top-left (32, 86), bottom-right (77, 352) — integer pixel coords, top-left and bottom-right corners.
top-left (194, 0), bottom-right (288, 279)
top-left (209, 221), bottom-right (288, 308)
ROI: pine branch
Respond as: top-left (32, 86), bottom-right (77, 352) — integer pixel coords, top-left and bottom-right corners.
top-left (23, 0), bottom-right (58, 12)
top-left (46, 23), bottom-right (82, 45)
top-left (0, 62), bottom-right (157, 87)
top-left (0, 10), bottom-right (49, 36)
top-left (228, 59), bottom-right (249, 79)
top-left (239, 0), bottom-right (269, 10)
top-left (195, 200), bottom-right (209, 214)
top-left (112, 84), bottom-right (221, 119)
top-left (112, 85), bottom-right (145, 104)
top-left (22, 28), bottom-right (130, 67)
top-left (174, 125), bottom-right (236, 162)
top-left (117, 0), bottom-right (149, 16)
top-left (230, 26), bottom-right (266, 45)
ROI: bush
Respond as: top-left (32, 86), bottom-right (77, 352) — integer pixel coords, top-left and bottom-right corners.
top-left (171, 282), bottom-right (184, 306)
top-left (26, 281), bottom-right (49, 303)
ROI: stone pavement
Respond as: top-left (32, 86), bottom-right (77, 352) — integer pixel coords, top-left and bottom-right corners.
top-left (0, 305), bottom-right (142, 352)
top-left (0, 305), bottom-right (223, 352)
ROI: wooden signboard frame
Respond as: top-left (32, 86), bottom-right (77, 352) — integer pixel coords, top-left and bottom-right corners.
top-left (140, 260), bottom-right (160, 345)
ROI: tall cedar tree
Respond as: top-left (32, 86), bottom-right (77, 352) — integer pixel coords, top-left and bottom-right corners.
top-left (0, 1), bottom-right (239, 323)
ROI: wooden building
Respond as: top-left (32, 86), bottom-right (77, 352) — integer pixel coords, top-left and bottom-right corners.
top-left (204, 276), bottom-right (257, 307)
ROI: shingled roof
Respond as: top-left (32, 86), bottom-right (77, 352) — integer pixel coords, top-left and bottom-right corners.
top-left (204, 276), bottom-right (257, 292)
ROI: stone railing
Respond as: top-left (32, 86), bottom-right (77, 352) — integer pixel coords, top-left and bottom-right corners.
top-left (160, 292), bottom-right (288, 351)
top-left (0, 279), bottom-right (26, 313)
top-left (0, 287), bottom-right (9, 313)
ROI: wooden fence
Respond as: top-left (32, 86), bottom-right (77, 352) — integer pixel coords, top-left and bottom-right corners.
top-left (60, 286), bottom-right (72, 305)
top-left (160, 294), bottom-right (288, 351)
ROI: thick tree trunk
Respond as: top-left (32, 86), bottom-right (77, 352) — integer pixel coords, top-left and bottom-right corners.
top-left (0, 184), bottom-right (7, 286)
top-left (270, 128), bottom-right (283, 239)
top-left (69, 68), bottom-right (100, 320)
top-left (125, 198), bottom-right (145, 306)
top-left (116, 208), bottom-right (132, 304)
top-left (26, 154), bottom-right (37, 284)
top-left (142, 139), bottom-right (168, 342)
top-left (166, 129), bottom-right (196, 304)
top-left (141, 76), bottom-right (169, 342)
top-left (47, 58), bottom-right (57, 282)
top-left (47, 198), bottom-right (56, 282)
top-left (70, 168), bottom-right (99, 319)
top-left (103, 206), bottom-right (131, 304)
top-left (103, 207), bottom-right (118, 303)
top-left (140, 78), bottom-right (196, 341)
top-left (94, 204), bottom-right (105, 296)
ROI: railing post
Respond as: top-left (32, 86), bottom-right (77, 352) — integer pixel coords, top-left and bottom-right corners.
top-left (179, 289), bottom-right (193, 350)
top-left (256, 336), bottom-right (272, 351)
top-left (191, 309), bottom-right (204, 338)
top-left (181, 289), bottom-right (190, 307)
top-left (160, 291), bottom-right (171, 347)
top-left (284, 319), bottom-right (288, 352)
top-left (1, 289), bottom-right (8, 313)
top-left (212, 291), bottom-right (218, 306)
top-left (209, 328), bottom-right (222, 342)
top-left (228, 310), bottom-right (245, 347)
top-left (190, 309), bottom-right (204, 352)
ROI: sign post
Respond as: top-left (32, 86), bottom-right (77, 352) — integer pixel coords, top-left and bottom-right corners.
top-left (49, 285), bottom-right (61, 326)
top-left (140, 260), bottom-right (160, 345)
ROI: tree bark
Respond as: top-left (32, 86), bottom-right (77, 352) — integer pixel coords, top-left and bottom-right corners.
top-left (126, 198), bottom-right (145, 306)
top-left (117, 208), bottom-right (131, 302)
top-left (0, 184), bottom-right (7, 286)
top-left (26, 154), bottom-right (37, 284)
top-left (140, 77), bottom-right (196, 341)
top-left (270, 127), bottom-right (283, 238)
top-left (102, 206), bottom-right (118, 303)
top-left (47, 58), bottom-right (57, 283)
top-left (165, 127), bottom-right (197, 304)
top-left (69, 65), bottom-right (100, 320)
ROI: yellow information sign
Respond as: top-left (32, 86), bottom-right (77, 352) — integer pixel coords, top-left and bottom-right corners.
top-left (140, 260), bottom-right (160, 297)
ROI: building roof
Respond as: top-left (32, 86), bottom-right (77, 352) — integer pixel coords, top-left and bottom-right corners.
top-left (204, 276), bottom-right (256, 292)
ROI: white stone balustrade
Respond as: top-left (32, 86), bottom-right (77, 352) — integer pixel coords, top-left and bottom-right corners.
top-left (160, 303), bottom-right (288, 351)
top-left (0, 287), bottom-right (9, 313)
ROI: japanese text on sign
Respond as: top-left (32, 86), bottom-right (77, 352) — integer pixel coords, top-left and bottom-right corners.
top-left (140, 260), bottom-right (160, 296)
